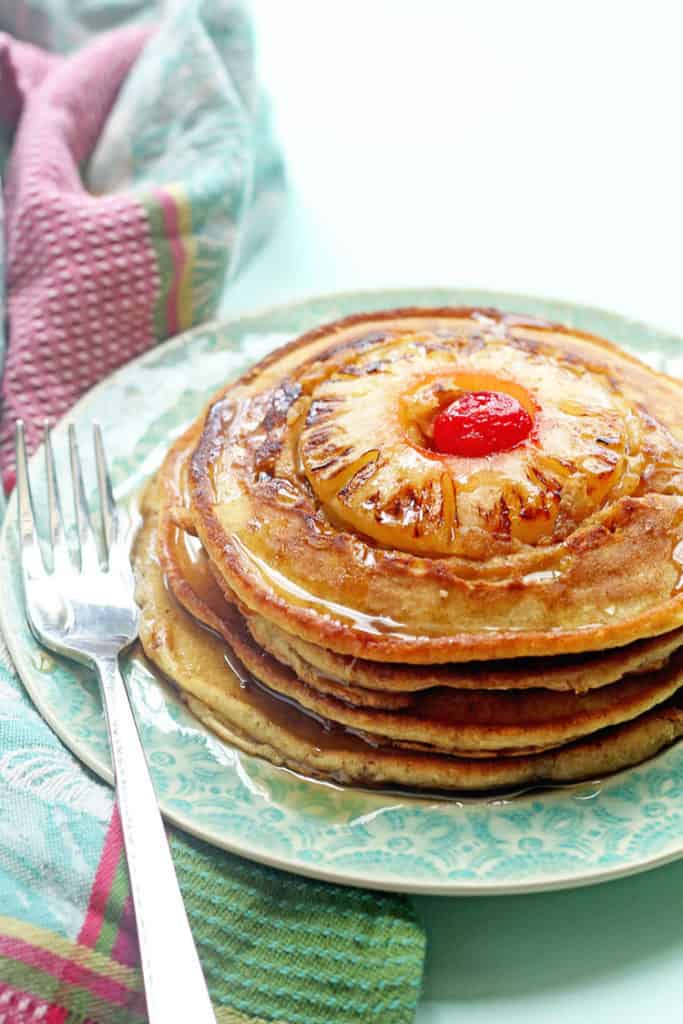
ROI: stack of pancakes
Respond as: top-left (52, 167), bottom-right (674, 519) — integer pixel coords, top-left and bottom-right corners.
top-left (133, 308), bottom-right (683, 791)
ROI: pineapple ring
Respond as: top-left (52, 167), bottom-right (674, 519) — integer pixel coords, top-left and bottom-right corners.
top-left (188, 308), bottom-right (683, 663)
top-left (297, 337), bottom-right (644, 556)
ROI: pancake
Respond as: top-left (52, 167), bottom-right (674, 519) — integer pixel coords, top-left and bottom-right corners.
top-left (185, 693), bottom-right (683, 791)
top-left (149, 461), bottom-right (683, 757)
top-left (161, 417), bottom-right (683, 696)
top-left (186, 307), bottom-right (683, 664)
top-left (134, 481), bottom-right (683, 790)
top-left (244, 607), bottom-right (683, 695)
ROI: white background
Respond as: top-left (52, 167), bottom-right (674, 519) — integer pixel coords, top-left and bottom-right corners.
top-left (226, 1), bottom-right (683, 339)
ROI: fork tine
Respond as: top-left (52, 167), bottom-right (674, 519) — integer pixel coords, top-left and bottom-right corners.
top-left (93, 423), bottom-right (118, 558)
top-left (44, 422), bottom-right (73, 573)
top-left (15, 421), bottom-right (45, 580)
top-left (68, 424), bottom-right (100, 573)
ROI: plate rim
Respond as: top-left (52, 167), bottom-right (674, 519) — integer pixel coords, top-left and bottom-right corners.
top-left (3, 285), bottom-right (683, 896)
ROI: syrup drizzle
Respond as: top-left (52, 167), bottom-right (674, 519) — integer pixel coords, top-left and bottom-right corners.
top-left (158, 524), bottom-right (613, 803)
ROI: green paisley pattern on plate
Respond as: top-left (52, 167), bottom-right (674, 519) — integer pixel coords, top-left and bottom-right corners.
top-left (2, 288), bottom-right (683, 895)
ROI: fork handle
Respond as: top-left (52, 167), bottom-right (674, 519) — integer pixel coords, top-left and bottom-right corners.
top-left (96, 655), bottom-right (217, 1023)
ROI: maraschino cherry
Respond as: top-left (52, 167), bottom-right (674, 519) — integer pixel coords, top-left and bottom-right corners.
top-left (433, 390), bottom-right (533, 457)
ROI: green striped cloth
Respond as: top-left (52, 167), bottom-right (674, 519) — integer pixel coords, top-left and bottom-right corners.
top-left (0, 641), bottom-right (425, 1023)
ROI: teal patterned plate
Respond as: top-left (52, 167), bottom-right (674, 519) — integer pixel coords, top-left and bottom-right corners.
top-left (2, 289), bottom-right (683, 895)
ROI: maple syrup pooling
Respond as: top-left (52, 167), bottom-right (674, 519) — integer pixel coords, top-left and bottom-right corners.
top-left (157, 525), bottom-right (615, 797)
top-left (165, 523), bottom-right (396, 753)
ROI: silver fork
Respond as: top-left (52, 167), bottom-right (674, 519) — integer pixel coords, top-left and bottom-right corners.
top-left (15, 421), bottom-right (216, 1024)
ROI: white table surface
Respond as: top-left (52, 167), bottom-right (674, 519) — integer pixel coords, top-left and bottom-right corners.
top-left (223, 3), bottom-right (683, 1020)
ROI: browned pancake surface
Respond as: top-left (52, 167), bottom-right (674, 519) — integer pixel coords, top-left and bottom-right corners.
top-left (185, 308), bottom-right (683, 663)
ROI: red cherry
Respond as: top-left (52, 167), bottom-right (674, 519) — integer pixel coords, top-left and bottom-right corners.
top-left (432, 391), bottom-right (533, 457)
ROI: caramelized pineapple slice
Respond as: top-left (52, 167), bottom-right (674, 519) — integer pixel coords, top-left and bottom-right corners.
top-left (297, 332), bottom-right (645, 556)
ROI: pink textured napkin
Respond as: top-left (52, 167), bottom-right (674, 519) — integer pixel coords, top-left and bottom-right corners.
top-left (0, 5), bottom-right (283, 490)
top-left (0, 26), bottom-right (152, 488)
